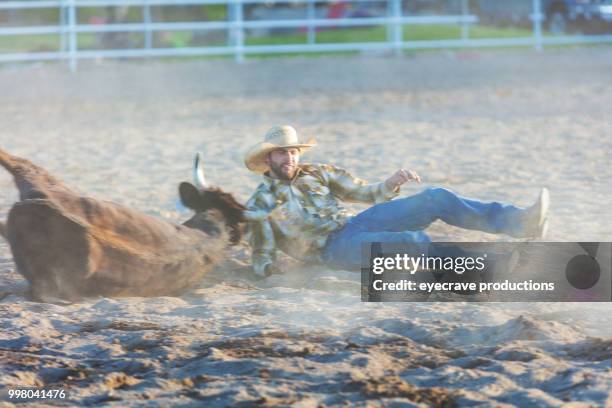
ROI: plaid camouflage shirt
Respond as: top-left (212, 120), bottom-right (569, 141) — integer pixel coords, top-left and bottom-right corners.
top-left (246, 163), bottom-right (399, 275)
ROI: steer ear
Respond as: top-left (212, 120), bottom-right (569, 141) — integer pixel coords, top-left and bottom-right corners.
top-left (179, 182), bottom-right (202, 210)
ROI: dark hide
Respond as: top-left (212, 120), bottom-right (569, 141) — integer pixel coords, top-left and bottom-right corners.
top-left (0, 148), bottom-right (244, 301)
top-left (178, 182), bottom-right (245, 245)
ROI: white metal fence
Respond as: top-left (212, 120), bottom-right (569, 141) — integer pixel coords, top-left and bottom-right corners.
top-left (1, 0), bottom-right (611, 71)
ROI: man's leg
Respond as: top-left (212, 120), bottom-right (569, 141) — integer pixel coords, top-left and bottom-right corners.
top-left (322, 227), bottom-right (431, 271)
top-left (348, 187), bottom-right (545, 238)
top-left (322, 224), bottom-right (517, 289)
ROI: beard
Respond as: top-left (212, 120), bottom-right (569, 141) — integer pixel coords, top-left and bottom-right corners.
top-left (269, 160), bottom-right (297, 180)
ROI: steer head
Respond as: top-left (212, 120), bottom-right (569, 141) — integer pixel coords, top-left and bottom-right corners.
top-left (179, 154), bottom-right (246, 245)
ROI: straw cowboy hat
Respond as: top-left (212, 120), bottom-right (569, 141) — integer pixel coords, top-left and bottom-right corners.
top-left (244, 125), bottom-right (317, 173)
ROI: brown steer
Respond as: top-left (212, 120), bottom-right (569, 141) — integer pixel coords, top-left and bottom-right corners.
top-left (0, 148), bottom-right (245, 301)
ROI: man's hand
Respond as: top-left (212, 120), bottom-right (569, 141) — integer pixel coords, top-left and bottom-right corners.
top-left (385, 169), bottom-right (421, 191)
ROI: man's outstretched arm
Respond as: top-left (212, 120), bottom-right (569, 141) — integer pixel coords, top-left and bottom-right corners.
top-left (320, 164), bottom-right (420, 204)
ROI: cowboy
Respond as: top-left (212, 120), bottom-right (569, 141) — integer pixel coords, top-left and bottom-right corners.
top-left (244, 125), bottom-right (549, 277)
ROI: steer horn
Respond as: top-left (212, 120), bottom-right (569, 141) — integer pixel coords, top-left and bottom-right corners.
top-left (193, 152), bottom-right (208, 191)
top-left (191, 151), bottom-right (266, 222)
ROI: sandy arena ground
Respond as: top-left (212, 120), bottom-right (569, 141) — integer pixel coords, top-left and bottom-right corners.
top-left (0, 49), bottom-right (611, 406)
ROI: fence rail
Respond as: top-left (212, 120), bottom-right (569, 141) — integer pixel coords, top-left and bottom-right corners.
top-left (1, 0), bottom-right (611, 71)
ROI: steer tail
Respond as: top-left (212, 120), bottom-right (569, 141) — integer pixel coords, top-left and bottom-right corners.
top-left (0, 147), bottom-right (75, 200)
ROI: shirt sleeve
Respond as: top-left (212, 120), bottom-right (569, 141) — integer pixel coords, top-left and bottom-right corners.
top-left (320, 164), bottom-right (400, 204)
top-left (246, 189), bottom-right (277, 276)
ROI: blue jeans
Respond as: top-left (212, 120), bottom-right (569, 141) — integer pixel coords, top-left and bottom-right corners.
top-left (321, 187), bottom-right (527, 270)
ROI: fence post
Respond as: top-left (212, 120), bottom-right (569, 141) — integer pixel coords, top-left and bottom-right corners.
top-left (234, 0), bottom-right (244, 63)
top-left (227, 0), bottom-right (234, 47)
top-left (60, 0), bottom-right (67, 54)
top-left (387, 0), bottom-right (402, 55)
top-left (307, 0), bottom-right (315, 45)
top-left (386, 0), bottom-right (392, 46)
top-left (532, 0), bottom-right (543, 51)
top-left (68, 0), bottom-right (77, 72)
top-left (461, 0), bottom-right (470, 41)
top-left (143, 0), bottom-right (153, 52)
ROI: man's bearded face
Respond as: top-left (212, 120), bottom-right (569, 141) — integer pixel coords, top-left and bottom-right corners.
top-left (267, 148), bottom-right (300, 180)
